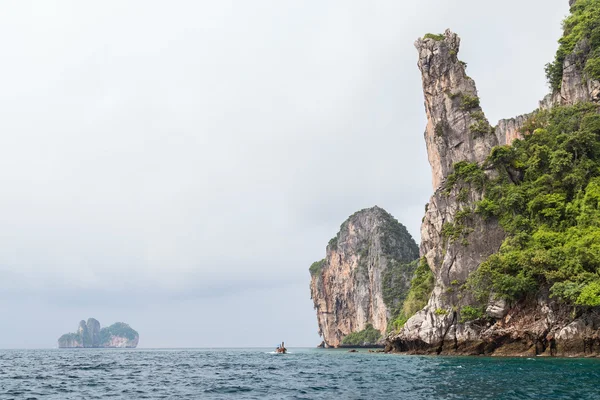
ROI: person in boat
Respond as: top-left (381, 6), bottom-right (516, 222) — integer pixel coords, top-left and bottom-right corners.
top-left (276, 341), bottom-right (287, 353)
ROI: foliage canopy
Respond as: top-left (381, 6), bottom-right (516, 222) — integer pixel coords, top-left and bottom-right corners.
top-left (546, 0), bottom-right (600, 90)
top-left (341, 324), bottom-right (382, 346)
top-left (466, 103), bottom-right (600, 307)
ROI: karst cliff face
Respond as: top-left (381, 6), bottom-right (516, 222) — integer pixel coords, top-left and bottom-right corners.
top-left (418, 31), bottom-right (498, 191)
top-left (387, 30), bottom-right (505, 353)
top-left (58, 319), bottom-right (139, 348)
top-left (387, 0), bottom-right (600, 357)
top-left (310, 207), bottom-right (419, 347)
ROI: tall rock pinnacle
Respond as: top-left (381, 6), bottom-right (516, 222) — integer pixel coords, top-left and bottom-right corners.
top-left (415, 30), bottom-right (498, 190)
top-left (386, 30), bottom-right (505, 352)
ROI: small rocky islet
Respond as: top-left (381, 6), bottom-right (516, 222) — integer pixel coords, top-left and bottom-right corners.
top-left (58, 318), bottom-right (139, 348)
top-left (310, 0), bottom-right (600, 357)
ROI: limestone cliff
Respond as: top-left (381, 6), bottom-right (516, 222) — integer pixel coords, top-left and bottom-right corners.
top-left (58, 319), bottom-right (139, 348)
top-left (387, 30), bottom-right (505, 353)
top-left (310, 206), bottom-right (419, 347)
top-left (387, 0), bottom-right (600, 357)
top-left (418, 31), bottom-right (498, 191)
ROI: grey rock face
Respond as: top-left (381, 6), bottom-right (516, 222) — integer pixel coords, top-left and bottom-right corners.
top-left (57, 332), bottom-right (83, 348)
top-left (72, 318), bottom-right (101, 347)
top-left (310, 206), bottom-right (418, 347)
top-left (87, 318), bottom-right (101, 347)
top-left (556, 320), bottom-right (586, 341)
top-left (416, 30), bottom-right (498, 191)
top-left (77, 320), bottom-right (89, 346)
top-left (485, 298), bottom-right (508, 319)
top-left (495, 114), bottom-right (531, 146)
top-left (387, 31), bottom-right (505, 352)
top-left (560, 40), bottom-right (600, 105)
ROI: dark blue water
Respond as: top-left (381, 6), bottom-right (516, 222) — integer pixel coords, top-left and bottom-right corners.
top-left (1, 348), bottom-right (600, 399)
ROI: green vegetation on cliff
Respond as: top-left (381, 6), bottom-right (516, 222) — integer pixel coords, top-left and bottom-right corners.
top-left (99, 323), bottom-right (138, 344)
top-left (546, 0), bottom-right (600, 90)
top-left (58, 332), bottom-right (81, 345)
top-left (382, 259), bottom-right (419, 320)
top-left (459, 305), bottom-right (485, 323)
top-left (309, 259), bottom-right (326, 276)
top-left (424, 33), bottom-right (445, 41)
top-left (460, 94), bottom-right (480, 111)
top-left (391, 258), bottom-right (434, 330)
top-left (341, 324), bottom-right (382, 346)
top-left (465, 103), bottom-right (600, 307)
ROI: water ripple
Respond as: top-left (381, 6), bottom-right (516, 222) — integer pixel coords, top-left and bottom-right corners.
top-left (1, 349), bottom-right (600, 399)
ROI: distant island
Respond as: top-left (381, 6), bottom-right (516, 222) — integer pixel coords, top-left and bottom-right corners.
top-left (58, 318), bottom-right (139, 348)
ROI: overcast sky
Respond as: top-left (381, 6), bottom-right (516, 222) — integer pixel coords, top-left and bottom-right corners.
top-left (0, 0), bottom-right (568, 348)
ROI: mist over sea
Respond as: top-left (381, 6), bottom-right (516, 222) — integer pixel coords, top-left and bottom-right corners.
top-left (1, 348), bottom-right (600, 399)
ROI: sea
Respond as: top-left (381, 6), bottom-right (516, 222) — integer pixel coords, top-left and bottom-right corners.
top-left (1, 348), bottom-right (600, 399)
